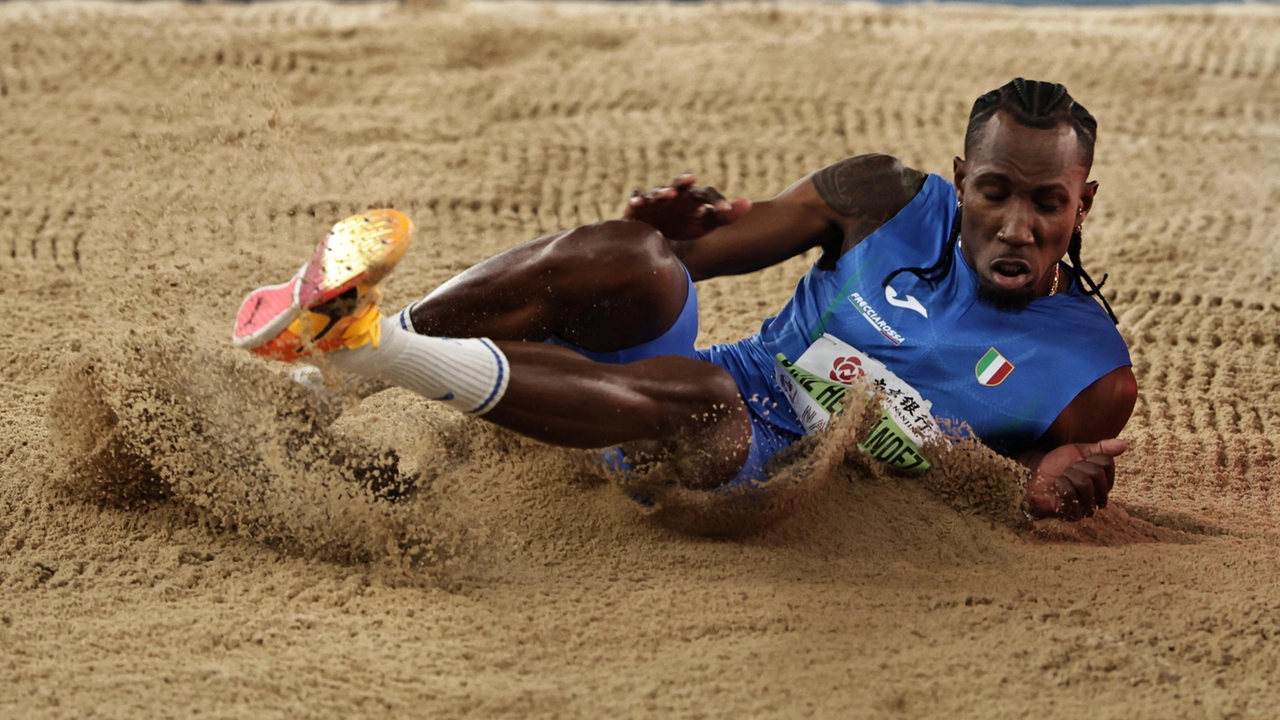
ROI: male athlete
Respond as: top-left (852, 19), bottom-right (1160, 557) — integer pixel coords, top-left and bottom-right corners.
top-left (234, 78), bottom-right (1137, 522)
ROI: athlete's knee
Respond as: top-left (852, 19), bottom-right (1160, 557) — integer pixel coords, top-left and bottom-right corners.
top-left (548, 220), bottom-right (680, 289)
top-left (563, 218), bottom-right (663, 249)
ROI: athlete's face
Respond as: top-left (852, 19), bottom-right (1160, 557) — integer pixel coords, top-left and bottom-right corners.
top-left (953, 111), bottom-right (1097, 310)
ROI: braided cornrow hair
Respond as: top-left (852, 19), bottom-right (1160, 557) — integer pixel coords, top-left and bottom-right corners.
top-left (1067, 227), bottom-right (1116, 323)
top-left (884, 78), bottom-right (1118, 324)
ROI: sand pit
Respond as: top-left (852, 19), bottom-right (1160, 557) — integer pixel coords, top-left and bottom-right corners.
top-left (3, 0), bottom-right (1280, 716)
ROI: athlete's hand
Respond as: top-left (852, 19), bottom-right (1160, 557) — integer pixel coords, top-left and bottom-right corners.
top-left (624, 174), bottom-right (751, 241)
top-left (1022, 439), bottom-right (1127, 521)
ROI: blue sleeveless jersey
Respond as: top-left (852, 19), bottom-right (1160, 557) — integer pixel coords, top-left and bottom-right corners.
top-left (708, 173), bottom-right (1131, 454)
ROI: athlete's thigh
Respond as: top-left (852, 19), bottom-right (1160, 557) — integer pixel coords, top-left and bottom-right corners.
top-left (405, 229), bottom-right (572, 341)
top-left (608, 355), bottom-right (756, 491)
top-left (407, 220), bottom-right (688, 351)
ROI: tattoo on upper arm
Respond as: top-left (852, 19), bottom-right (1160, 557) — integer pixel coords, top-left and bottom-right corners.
top-left (812, 155), bottom-right (926, 227)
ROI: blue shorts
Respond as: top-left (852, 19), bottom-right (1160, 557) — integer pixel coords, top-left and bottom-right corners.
top-left (559, 270), bottom-right (803, 488)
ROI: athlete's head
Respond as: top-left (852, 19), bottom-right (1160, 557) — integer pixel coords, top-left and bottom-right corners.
top-left (883, 78), bottom-right (1115, 322)
top-left (954, 78), bottom-right (1098, 311)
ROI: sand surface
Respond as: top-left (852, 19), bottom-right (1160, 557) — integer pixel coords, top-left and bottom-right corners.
top-left (3, 0), bottom-right (1280, 717)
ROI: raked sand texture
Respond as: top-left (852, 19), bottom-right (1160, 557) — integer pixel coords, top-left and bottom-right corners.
top-left (3, 1), bottom-right (1280, 718)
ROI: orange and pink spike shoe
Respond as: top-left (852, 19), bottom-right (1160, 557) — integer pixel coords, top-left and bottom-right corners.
top-left (233, 209), bottom-right (413, 361)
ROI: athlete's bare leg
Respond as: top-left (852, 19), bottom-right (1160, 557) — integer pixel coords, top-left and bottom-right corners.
top-left (407, 220), bottom-right (689, 352)
top-left (238, 215), bottom-right (753, 491)
top-left (485, 344), bottom-right (751, 489)
top-left (409, 221), bottom-right (752, 489)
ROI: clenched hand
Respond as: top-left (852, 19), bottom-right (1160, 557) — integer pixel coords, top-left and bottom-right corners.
top-left (624, 174), bottom-right (751, 241)
top-left (1023, 438), bottom-right (1128, 521)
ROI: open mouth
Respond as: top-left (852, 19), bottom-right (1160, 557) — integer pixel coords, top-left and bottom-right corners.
top-left (988, 258), bottom-right (1033, 291)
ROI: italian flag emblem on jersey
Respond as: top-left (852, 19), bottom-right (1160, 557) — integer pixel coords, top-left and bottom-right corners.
top-left (975, 347), bottom-right (1014, 386)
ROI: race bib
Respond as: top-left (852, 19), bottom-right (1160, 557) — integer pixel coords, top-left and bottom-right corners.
top-left (773, 333), bottom-right (940, 473)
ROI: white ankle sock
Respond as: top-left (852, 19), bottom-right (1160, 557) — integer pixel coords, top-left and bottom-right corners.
top-left (325, 317), bottom-right (510, 415)
top-left (394, 301), bottom-right (423, 334)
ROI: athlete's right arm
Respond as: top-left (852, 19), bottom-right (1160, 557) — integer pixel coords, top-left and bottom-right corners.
top-left (629, 154), bottom-right (926, 282)
top-left (669, 176), bottom-right (835, 281)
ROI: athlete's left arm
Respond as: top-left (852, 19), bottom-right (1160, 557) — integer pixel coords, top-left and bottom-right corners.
top-left (1017, 366), bottom-right (1139, 521)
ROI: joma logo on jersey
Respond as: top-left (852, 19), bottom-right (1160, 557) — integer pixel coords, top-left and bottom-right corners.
top-left (884, 285), bottom-right (928, 318)
top-left (848, 293), bottom-right (905, 346)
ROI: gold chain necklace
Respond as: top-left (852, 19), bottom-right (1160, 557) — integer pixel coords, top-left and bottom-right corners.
top-left (1049, 264), bottom-right (1060, 296)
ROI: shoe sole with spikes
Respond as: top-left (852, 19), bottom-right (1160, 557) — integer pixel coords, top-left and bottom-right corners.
top-left (233, 209), bottom-right (413, 361)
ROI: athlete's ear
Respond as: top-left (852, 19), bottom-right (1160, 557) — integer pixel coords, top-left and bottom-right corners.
top-left (952, 156), bottom-right (967, 204)
top-left (1079, 180), bottom-right (1099, 223)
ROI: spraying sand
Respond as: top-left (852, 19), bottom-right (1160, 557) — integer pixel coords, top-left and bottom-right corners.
top-left (3, 1), bottom-right (1280, 717)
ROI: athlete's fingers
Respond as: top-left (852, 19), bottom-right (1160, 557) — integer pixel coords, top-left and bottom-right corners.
top-left (1021, 478), bottom-right (1049, 519)
top-left (636, 187), bottom-right (677, 202)
top-left (624, 181), bottom-right (739, 238)
top-left (691, 195), bottom-right (732, 225)
top-left (719, 197), bottom-right (752, 225)
top-left (1062, 466), bottom-right (1097, 518)
top-left (1074, 458), bottom-right (1112, 509)
top-left (628, 190), bottom-right (655, 207)
top-left (1067, 459), bottom-right (1112, 514)
top-left (686, 186), bottom-right (729, 211)
top-left (1084, 451), bottom-right (1118, 491)
top-left (686, 186), bottom-right (726, 202)
top-left (1055, 475), bottom-right (1083, 521)
top-left (628, 186), bottom-right (680, 206)
top-left (1091, 437), bottom-right (1128, 458)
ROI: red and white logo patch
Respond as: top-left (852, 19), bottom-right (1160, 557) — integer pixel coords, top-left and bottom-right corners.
top-left (830, 356), bottom-right (865, 384)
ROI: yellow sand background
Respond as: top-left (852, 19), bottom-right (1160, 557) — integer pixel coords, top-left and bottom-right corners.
top-left (3, 0), bottom-right (1280, 717)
